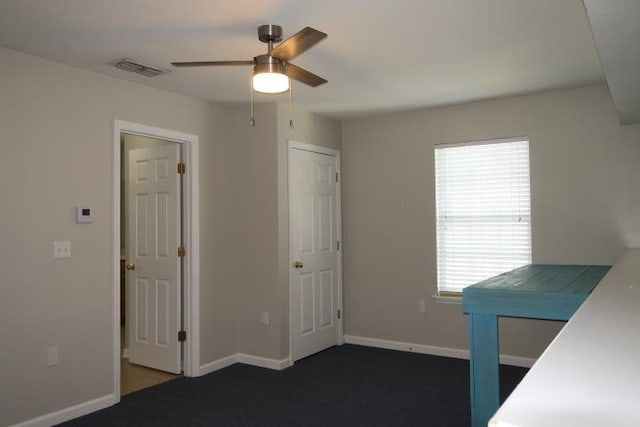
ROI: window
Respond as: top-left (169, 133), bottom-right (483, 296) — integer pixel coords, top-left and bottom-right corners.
top-left (434, 138), bottom-right (531, 294)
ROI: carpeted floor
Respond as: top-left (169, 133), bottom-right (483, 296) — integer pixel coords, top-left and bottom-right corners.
top-left (60, 344), bottom-right (528, 427)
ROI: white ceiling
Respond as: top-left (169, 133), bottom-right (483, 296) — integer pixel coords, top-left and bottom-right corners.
top-left (0, 0), bottom-right (608, 120)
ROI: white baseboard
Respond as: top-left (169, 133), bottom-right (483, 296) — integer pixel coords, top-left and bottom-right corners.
top-left (499, 354), bottom-right (537, 368)
top-left (10, 395), bottom-right (116, 427)
top-left (198, 354), bottom-right (238, 376)
top-left (13, 351), bottom-right (290, 427)
top-left (198, 353), bottom-right (290, 377)
top-left (15, 340), bottom-right (526, 427)
top-left (344, 335), bottom-right (535, 368)
top-left (237, 353), bottom-right (291, 371)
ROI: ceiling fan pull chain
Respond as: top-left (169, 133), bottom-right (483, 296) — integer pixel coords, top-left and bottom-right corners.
top-left (250, 74), bottom-right (255, 127)
top-left (289, 78), bottom-right (294, 129)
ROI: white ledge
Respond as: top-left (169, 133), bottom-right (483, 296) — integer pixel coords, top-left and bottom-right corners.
top-left (490, 249), bottom-right (640, 427)
top-left (432, 293), bottom-right (462, 304)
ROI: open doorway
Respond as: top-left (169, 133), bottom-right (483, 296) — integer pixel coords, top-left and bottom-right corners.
top-left (120, 133), bottom-right (182, 394)
top-left (112, 120), bottom-right (200, 402)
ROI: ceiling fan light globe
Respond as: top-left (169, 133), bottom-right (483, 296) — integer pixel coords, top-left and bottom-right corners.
top-left (253, 72), bottom-right (290, 94)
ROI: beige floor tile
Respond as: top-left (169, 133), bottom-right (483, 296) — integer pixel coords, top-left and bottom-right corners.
top-left (121, 357), bottom-right (180, 395)
top-left (120, 327), bottom-right (180, 395)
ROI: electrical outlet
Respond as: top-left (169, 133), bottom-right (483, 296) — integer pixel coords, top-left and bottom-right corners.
top-left (53, 241), bottom-right (71, 259)
top-left (47, 346), bottom-right (59, 367)
top-left (261, 310), bottom-right (269, 326)
top-left (418, 300), bottom-right (427, 314)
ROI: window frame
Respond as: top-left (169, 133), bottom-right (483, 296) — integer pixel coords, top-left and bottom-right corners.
top-left (434, 136), bottom-right (532, 295)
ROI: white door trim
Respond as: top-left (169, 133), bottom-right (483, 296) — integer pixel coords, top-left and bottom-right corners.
top-left (287, 139), bottom-right (343, 365)
top-left (112, 120), bottom-right (200, 402)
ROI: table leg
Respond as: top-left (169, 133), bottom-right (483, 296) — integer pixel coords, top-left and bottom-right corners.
top-left (469, 313), bottom-right (499, 427)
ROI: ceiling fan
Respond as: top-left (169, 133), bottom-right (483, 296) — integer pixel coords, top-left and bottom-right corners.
top-left (171, 24), bottom-right (327, 94)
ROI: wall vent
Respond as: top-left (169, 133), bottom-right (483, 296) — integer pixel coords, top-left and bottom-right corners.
top-left (113, 58), bottom-right (167, 77)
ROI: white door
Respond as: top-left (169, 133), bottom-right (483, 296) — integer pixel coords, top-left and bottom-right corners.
top-left (290, 143), bottom-right (342, 361)
top-left (127, 144), bottom-right (182, 374)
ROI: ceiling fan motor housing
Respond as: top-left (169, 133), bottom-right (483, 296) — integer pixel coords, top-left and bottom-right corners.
top-left (253, 54), bottom-right (286, 75)
top-left (258, 25), bottom-right (283, 43)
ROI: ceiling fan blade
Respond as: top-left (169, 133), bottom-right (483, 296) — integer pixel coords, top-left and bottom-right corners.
top-left (271, 27), bottom-right (327, 62)
top-left (287, 63), bottom-right (327, 87)
top-left (171, 60), bottom-right (255, 67)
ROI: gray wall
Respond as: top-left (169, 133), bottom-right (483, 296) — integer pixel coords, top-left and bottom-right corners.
top-left (233, 103), bottom-right (281, 359)
top-left (276, 104), bottom-right (343, 358)
top-left (341, 85), bottom-right (640, 358)
top-left (4, 43), bottom-right (638, 426)
top-left (232, 103), bottom-right (342, 360)
top-left (0, 46), bottom-right (342, 425)
top-left (0, 47), bottom-right (237, 426)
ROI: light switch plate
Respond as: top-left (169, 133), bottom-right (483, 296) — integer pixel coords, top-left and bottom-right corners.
top-left (53, 241), bottom-right (71, 258)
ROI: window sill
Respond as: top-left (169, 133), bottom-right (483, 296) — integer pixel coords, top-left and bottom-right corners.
top-left (432, 293), bottom-right (462, 305)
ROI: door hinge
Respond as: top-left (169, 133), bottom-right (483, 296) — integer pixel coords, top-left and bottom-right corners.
top-left (337, 309), bottom-right (341, 319)
top-left (336, 172), bottom-right (339, 182)
top-left (178, 330), bottom-right (187, 342)
top-left (337, 241), bottom-right (340, 251)
top-left (178, 162), bottom-right (186, 175)
top-left (178, 246), bottom-right (186, 258)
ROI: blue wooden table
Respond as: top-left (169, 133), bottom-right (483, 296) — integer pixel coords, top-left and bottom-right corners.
top-left (462, 264), bottom-right (611, 427)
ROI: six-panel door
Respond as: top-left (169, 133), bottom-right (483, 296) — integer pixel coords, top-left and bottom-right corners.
top-left (290, 147), bottom-right (340, 361)
top-left (127, 145), bottom-right (181, 374)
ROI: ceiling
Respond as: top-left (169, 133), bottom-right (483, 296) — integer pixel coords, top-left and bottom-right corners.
top-left (583, 0), bottom-right (640, 125)
top-left (0, 0), bottom-right (626, 121)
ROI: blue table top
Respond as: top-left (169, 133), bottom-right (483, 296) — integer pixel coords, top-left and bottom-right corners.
top-left (463, 264), bottom-right (611, 320)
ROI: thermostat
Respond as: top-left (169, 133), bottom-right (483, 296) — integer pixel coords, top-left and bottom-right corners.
top-left (76, 206), bottom-right (94, 223)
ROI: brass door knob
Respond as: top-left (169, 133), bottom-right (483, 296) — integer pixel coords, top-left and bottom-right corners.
top-left (126, 263), bottom-right (136, 271)
top-left (294, 261), bottom-right (304, 269)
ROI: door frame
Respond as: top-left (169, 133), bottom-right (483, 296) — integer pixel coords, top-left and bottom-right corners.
top-left (287, 140), bottom-right (343, 364)
top-left (112, 120), bottom-right (200, 401)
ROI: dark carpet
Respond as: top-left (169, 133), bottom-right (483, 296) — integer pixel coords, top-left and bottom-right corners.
top-left (60, 344), bottom-right (527, 427)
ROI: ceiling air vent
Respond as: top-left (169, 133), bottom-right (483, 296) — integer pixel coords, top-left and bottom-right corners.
top-left (113, 59), bottom-right (167, 77)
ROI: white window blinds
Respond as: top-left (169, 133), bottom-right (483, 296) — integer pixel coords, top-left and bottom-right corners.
top-left (434, 138), bottom-right (531, 294)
